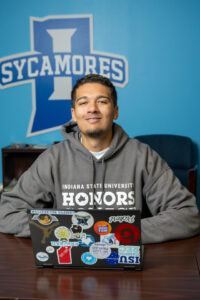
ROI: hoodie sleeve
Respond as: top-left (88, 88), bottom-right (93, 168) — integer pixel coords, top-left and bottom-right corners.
top-left (141, 146), bottom-right (200, 244)
top-left (0, 149), bottom-right (55, 237)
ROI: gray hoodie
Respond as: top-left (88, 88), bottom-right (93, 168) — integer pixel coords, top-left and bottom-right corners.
top-left (0, 121), bottom-right (200, 243)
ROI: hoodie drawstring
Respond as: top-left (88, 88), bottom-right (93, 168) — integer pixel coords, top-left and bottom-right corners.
top-left (101, 159), bottom-right (106, 200)
top-left (91, 158), bottom-right (96, 209)
top-left (91, 158), bottom-right (106, 209)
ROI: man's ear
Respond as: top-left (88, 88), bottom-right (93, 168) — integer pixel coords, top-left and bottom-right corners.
top-left (71, 108), bottom-right (77, 122)
top-left (113, 106), bottom-right (119, 120)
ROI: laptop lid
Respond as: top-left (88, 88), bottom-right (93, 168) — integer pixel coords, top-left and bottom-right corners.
top-left (28, 209), bottom-right (143, 270)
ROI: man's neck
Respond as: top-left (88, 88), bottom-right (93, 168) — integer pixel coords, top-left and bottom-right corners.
top-left (81, 133), bottom-right (112, 152)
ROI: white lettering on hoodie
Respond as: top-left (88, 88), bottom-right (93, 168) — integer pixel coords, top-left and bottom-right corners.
top-left (62, 190), bottom-right (135, 209)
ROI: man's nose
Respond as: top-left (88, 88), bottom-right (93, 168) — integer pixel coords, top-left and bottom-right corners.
top-left (88, 101), bottom-right (99, 113)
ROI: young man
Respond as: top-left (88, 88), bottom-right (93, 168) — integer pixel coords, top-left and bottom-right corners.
top-left (0, 74), bottom-right (200, 244)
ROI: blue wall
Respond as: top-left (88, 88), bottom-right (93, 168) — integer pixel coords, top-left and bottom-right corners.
top-left (0, 0), bottom-right (200, 199)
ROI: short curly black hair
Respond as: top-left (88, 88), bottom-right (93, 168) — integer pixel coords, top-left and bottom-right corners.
top-left (71, 74), bottom-right (117, 108)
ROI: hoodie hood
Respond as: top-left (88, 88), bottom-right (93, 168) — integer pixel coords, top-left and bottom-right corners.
top-left (61, 120), bottom-right (130, 161)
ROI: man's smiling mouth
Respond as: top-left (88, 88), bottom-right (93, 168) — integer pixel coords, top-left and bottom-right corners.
top-left (86, 117), bottom-right (101, 123)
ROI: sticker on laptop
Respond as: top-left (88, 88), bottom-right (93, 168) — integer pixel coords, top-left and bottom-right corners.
top-left (57, 246), bottom-right (72, 264)
top-left (109, 214), bottom-right (136, 224)
top-left (36, 252), bottom-right (49, 262)
top-left (90, 242), bottom-right (111, 259)
top-left (30, 219), bottom-right (60, 244)
top-left (81, 252), bottom-right (97, 265)
top-left (104, 251), bottom-right (119, 265)
top-left (72, 211), bottom-right (94, 229)
top-left (118, 246), bottom-right (140, 264)
top-left (32, 214), bottom-right (58, 225)
top-left (70, 224), bottom-right (86, 239)
top-left (114, 224), bottom-right (140, 244)
top-left (46, 246), bottom-right (55, 254)
top-left (55, 226), bottom-right (71, 241)
top-left (78, 234), bottom-right (95, 247)
top-left (94, 221), bottom-right (112, 235)
top-left (100, 233), bottom-right (119, 247)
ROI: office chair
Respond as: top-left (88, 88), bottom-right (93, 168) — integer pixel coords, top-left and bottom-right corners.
top-left (135, 134), bottom-right (197, 196)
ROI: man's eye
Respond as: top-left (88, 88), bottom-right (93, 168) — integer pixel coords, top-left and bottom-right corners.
top-left (79, 101), bottom-right (88, 105)
top-left (98, 100), bottom-right (108, 104)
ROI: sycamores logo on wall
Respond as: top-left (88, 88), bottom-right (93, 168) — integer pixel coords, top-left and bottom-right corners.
top-left (0, 15), bottom-right (128, 136)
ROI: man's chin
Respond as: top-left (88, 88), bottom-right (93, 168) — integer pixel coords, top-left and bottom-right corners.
top-left (85, 129), bottom-right (104, 138)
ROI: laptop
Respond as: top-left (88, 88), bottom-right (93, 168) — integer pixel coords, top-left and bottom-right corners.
top-left (28, 209), bottom-right (143, 270)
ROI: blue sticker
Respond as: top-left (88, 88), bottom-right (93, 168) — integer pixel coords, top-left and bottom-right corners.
top-left (104, 251), bottom-right (119, 265)
top-left (100, 233), bottom-right (119, 247)
top-left (81, 252), bottom-right (97, 265)
top-left (78, 234), bottom-right (95, 247)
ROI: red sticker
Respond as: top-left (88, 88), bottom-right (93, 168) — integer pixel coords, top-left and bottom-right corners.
top-left (57, 246), bottom-right (72, 264)
top-left (114, 224), bottom-right (140, 244)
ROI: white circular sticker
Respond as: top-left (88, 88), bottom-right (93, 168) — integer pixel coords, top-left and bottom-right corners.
top-left (46, 246), bottom-right (55, 253)
top-left (90, 242), bottom-right (111, 259)
top-left (36, 252), bottom-right (49, 262)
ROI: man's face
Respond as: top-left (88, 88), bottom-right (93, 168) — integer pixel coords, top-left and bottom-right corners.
top-left (71, 83), bottom-right (118, 139)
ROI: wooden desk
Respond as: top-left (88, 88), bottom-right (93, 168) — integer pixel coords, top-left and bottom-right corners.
top-left (0, 233), bottom-right (199, 300)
